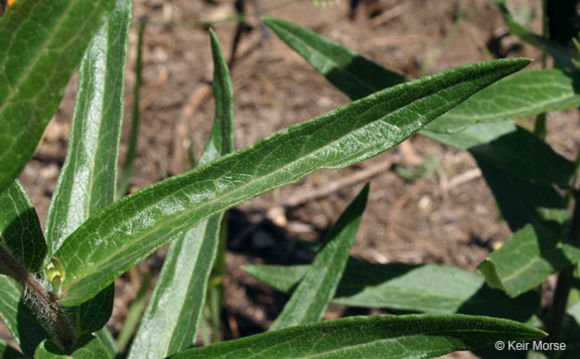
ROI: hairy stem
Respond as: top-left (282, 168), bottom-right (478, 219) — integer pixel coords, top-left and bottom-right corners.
top-left (0, 245), bottom-right (76, 351)
top-left (547, 190), bottom-right (580, 339)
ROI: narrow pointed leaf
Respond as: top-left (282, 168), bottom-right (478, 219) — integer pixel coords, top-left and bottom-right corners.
top-left (35, 334), bottom-right (111, 359)
top-left (245, 259), bottom-right (540, 322)
top-left (0, 275), bottom-right (48, 358)
top-left (0, 180), bottom-right (46, 272)
top-left (261, 17), bottom-right (408, 101)
top-left (198, 30), bottom-right (235, 167)
top-left (0, 0), bottom-right (114, 194)
top-left (44, 0), bottom-right (132, 256)
top-left (129, 30), bottom-right (234, 358)
top-left (171, 314), bottom-right (546, 358)
top-left (425, 69), bottom-right (580, 133)
top-left (54, 59), bottom-right (529, 306)
top-left (478, 224), bottom-right (580, 298)
top-left (0, 340), bottom-right (21, 359)
top-left (494, 0), bottom-right (575, 70)
top-left (41, 0), bottom-right (132, 337)
top-left (271, 185), bottom-right (368, 330)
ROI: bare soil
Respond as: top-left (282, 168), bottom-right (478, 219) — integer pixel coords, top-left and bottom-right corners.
top-left (4, 0), bottom-right (580, 357)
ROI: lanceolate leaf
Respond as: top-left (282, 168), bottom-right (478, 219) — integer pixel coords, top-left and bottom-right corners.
top-left (128, 30), bottom-right (234, 359)
top-left (55, 59), bottom-right (529, 306)
top-left (270, 184), bottom-right (368, 331)
top-left (494, 0), bottom-right (575, 70)
top-left (35, 334), bottom-right (111, 359)
top-left (41, 0), bottom-right (132, 337)
top-left (0, 275), bottom-right (48, 358)
top-left (171, 314), bottom-right (546, 358)
top-left (479, 224), bottom-right (580, 298)
top-left (198, 30), bottom-right (235, 167)
top-left (44, 0), bottom-right (132, 256)
top-left (425, 69), bottom-right (580, 133)
top-left (261, 17), bottom-right (408, 101)
top-left (0, 0), bottom-right (114, 194)
top-left (263, 17), bottom-right (580, 135)
top-left (244, 259), bottom-right (540, 322)
top-left (260, 25), bottom-right (576, 188)
top-left (0, 180), bottom-right (46, 272)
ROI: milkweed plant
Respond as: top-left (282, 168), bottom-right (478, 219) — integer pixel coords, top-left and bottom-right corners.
top-left (0, 0), bottom-right (579, 358)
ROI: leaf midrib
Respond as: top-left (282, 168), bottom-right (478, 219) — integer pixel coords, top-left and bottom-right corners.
top-left (204, 327), bottom-right (539, 359)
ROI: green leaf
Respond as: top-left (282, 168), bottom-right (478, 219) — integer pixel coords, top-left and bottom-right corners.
top-left (41, 0), bottom-right (132, 337)
top-left (0, 275), bottom-right (48, 358)
top-left (425, 69), bottom-right (580, 133)
top-left (0, 340), bottom-right (21, 359)
top-left (270, 184), bottom-right (368, 331)
top-left (72, 285), bottom-right (114, 335)
top-left (170, 314), bottom-right (546, 358)
top-left (0, 180), bottom-right (46, 272)
top-left (198, 30), bottom-right (235, 166)
top-left (44, 0), bottom-right (132, 256)
top-left (468, 126), bottom-right (575, 187)
top-left (261, 17), bottom-right (408, 101)
top-left (0, 0), bottom-right (115, 195)
top-left (244, 258), bottom-right (540, 322)
top-left (35, 334), bottom-right (111, 359)
top-left (494, 0), bottom-right (575, 70)
top-left (478, 224), bottom-right (580, 298)
top-left (128, 30), bottom-right (235, 358)
top-left (54, 58), bottom-right (530, 306)
top-left (475, 157), bottom-right (569, 232)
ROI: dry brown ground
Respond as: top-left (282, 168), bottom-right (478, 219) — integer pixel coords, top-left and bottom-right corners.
top-left (4, 0), bottom-right (580, 357)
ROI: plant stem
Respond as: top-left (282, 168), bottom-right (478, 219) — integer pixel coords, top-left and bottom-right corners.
top-left (547, 190), bottom-right (580, 339)
top-left (0, 245), bottom-right (76, 351)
